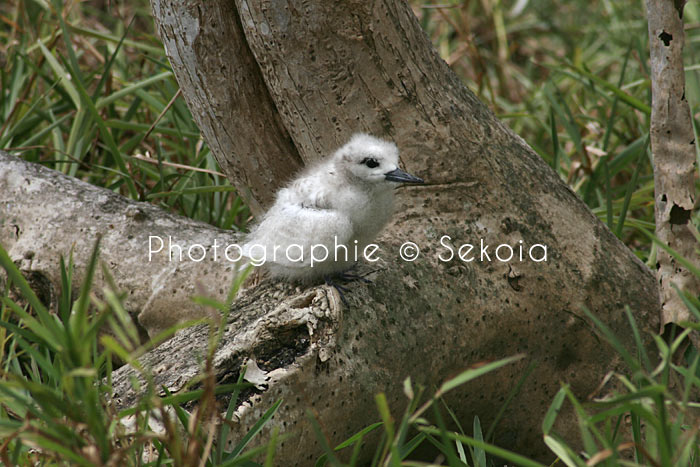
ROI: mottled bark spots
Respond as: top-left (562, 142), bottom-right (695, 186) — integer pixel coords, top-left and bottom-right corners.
top-left (659, 30), bottom-right (673, 46)
top-left (669, 203), bottom-right (691, 225)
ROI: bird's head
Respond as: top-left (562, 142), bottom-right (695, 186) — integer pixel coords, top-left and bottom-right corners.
top-left (333, 133), bottom-right (424, 186)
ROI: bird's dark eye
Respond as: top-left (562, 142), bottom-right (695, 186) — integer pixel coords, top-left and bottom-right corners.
top-left (361, 158), bottom-right (379, 169)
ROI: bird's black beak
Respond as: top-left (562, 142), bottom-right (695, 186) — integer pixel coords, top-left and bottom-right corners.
top-left (384, 168), bottom-right (424, 184)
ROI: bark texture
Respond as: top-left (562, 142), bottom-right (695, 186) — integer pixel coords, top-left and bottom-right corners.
top-left (121, 0), bottom-right (663, 462)
top-left (150, 0), bottom-right (304, 215)
top-left (0, 151), bottom-right (242, 337)
top-left (646, 0), bottom-right (700, 329)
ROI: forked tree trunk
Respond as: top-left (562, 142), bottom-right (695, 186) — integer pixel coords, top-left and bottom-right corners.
top-left (112, 0), bottom-right (661, 462)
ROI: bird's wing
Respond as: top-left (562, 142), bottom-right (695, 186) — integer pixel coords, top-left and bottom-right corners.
top-left (243, 203), bottom-right (353, 269)
top-left (285, 172), bottom-right (335, 210)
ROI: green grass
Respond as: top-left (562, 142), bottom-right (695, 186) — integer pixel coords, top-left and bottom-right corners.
top-left (0, 239), bottom-right (277, 465)
top-left (2, 0), bottom-right (700, 465)
top-left (0, 0), bottom-right (249, 231)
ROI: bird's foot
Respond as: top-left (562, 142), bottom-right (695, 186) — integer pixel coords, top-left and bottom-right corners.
top-left (335, 272), bottom-right (372, 284)
top-left (324, 275), bottom-right (350, 306)
top-left (323, 266), bottom-right (378, 306)
top-left (336, 263), bottom-right (376, 284)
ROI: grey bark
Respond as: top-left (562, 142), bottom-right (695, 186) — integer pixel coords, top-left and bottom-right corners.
top-left (0, 151), bottom-right (241, 337)
top-left (112, 0), bottom-right (663, 463)
top-left (150, 0), bottom-right (303, 216)
top-left (646, 0), bottom-right (700, 330)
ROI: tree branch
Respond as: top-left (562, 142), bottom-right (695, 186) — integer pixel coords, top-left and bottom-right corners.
top-left (0, 151), bottom-right (241, 337)
top-left (151, 0), bottom-right (304, 214)
top-left (646, 0), bottom-right (700, 329)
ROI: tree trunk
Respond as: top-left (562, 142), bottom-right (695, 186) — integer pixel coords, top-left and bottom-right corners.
top-left (646, 0), bottom-right (700, 331)
top-left (121, 0), bottom-right (663, 462)
top-left (0, 151), bottom-right (241, 338)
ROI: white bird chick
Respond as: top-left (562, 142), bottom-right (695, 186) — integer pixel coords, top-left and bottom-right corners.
top-left (242, 133), bottom-right (423, 282)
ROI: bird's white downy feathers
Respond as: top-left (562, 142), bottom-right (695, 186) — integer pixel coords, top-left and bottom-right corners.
top-left (242, 133), bottom-right (423, 282)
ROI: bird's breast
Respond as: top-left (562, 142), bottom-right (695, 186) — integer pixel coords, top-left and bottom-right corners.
top-left (343, 190), bottom-right (395, 244)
